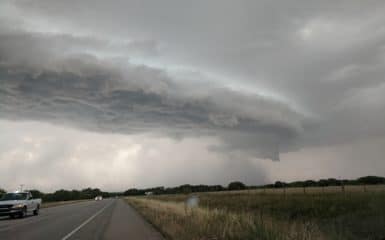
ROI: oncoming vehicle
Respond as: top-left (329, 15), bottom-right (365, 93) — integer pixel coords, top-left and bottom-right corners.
top-left (94, 196), bottom-right (103, 201)
top-left (0, 191), bottom-right (42, 218)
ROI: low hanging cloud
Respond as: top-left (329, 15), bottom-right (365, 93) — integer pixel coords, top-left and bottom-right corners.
top-left (0, 29), bottom-right (310, 161)
top-left (1, 0), bottom-right (385, 167)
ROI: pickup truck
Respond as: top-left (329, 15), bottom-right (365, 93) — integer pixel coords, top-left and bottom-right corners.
top-left (0, 191), bottom-right (42, 218)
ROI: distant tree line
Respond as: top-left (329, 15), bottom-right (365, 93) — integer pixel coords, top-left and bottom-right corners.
top-left (123, 176), bottom-right (385, 196)
top-left (124, 184), bottom-right (226, 196)
top-left (1, 176), bottom-right (384, 201)
top-left (29, 188), bottom-right (114, 202)
top-left (0, 187), bottom-right (117, 202)
top-left (264, 176), bottom-right (385, 189)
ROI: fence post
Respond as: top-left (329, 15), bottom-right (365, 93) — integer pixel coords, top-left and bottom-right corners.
top-left (341, 183), bottom-right (345, 194)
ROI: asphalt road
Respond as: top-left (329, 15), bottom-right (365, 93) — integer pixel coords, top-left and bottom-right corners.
top-left (0, 199), bottom-right (164, 240)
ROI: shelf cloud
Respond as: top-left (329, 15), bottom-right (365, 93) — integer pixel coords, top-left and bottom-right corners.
top-left (1, 0), bottom-right (385, 190)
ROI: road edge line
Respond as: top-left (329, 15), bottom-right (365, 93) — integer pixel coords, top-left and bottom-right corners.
top-left (61, 200), bottom-right (113, 240)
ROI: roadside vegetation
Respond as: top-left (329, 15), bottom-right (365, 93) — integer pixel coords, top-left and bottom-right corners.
top-left (28, 188), bottom-right (113, 202)
top-left (123, 176), bottom-right (385, 196)
top-left (0, 187), bottom-right (114, 203)
top-left (127, 185), bottom-right (385, 240)
top-left (1, 176), bottom-right (384, 203)
top-left (0, 188), bottom-right (96, 209)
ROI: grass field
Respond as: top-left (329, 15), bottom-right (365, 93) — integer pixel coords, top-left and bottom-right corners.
top-left (126, 185), bottom-right (385, 240)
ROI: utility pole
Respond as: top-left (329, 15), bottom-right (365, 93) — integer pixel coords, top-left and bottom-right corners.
top-left (20, 184), bottom-right (24, 192)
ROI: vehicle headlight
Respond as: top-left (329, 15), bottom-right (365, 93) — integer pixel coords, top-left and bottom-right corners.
top-left (12, 204), bottom-right (24, 209)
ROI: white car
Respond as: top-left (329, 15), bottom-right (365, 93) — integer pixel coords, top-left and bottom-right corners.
top-left (94, 196), bottom-right (103, 201)
top-left (0, 191), bottom-right (42, 218)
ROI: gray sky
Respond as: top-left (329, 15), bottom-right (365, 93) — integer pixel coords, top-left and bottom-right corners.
top-left (1, 0), bottom-right (384, 191)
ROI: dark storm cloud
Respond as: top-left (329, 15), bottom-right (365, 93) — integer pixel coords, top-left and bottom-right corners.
top-left (0, 30), bottom-right (308, 160)
top-left (1, 0), bottom-right (385, 162)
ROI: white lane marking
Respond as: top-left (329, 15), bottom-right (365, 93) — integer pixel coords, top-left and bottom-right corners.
top-left (61, 201), bottom-right (113, 240)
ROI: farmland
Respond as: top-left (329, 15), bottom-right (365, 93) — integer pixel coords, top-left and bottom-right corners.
top-left (126, 185), bottom-right (385, 240)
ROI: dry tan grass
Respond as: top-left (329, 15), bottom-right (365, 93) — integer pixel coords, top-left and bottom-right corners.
top-left (126, 187), bottom-right (385, 239)
top-left (126, 197), bottom-right (325, 240)
top-left (208, 184), bottom-right (385, 195)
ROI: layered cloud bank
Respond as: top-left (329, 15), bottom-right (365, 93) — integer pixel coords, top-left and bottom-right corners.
top-left (0, 21), bottom-right (309, 161)
top-left (1, 0), bottom-right (385, 190)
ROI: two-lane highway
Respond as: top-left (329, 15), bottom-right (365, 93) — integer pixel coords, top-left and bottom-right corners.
top-left (0, 199), bottom-right (163, 240)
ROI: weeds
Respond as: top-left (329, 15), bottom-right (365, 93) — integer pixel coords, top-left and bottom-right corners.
top-left (127, 189), bottom-right (385, 240)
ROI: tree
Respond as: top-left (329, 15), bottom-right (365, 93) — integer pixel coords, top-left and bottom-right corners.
top-left (318, 179), bottom-right (330, 187)
top-left (124, 188), bottom-right (145, 196)
top-left (29, 189), bottom-right (44, 199)
top-left (274, 181), bottom-right (288, 188)
top-left (357, 176), bottom-right (385, 185)
top-left (179, 185), bottom-right (192, 194)
top-left (0, 188), bottom-right (5, 197)
top-left (228, 181), bottom-right (246, 191)
top-left (81, 188), bottom-right (102, 199)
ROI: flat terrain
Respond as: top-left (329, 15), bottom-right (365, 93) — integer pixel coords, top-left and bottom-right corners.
top-left (128, 187), bottom-right (385, 240)
top-left (0, 199), bottom-right (163, 240)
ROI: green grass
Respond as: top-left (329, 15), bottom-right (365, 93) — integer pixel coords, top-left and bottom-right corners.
top-left (127, 188), bottom-right (385, 240)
